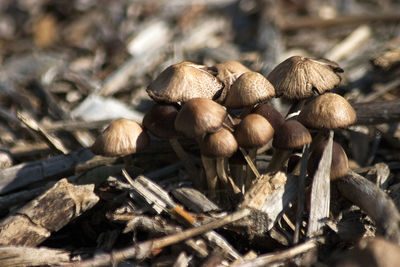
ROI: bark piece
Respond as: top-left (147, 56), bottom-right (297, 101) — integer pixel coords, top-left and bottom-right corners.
top-left (17, 111), bottom-right (70, 154)
top-left (0, 246), bottom-right (71, 266)
top-left (352, 99), bottom-right (400, 125)
top-left (0, 178), bottom-right (99, 246)
top-left (307, 131), bottom-right (333, 237)
top-left (233, 239), bottom-right (317, 267)
top-left (0, 148), bottom-right (93, 194)
top-left (172, 187), bottom-right (220, 213)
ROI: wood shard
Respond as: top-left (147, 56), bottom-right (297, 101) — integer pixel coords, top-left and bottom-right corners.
top-left (0, 178), bottom-right (99, 246)
top-left (0, 246), bottom-right (71, 266)
top-left (238, 172), bottom-right (297, 235)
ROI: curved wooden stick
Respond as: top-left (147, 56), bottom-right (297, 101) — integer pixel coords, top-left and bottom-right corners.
top-left (336, 170), bottom-right (400, 244)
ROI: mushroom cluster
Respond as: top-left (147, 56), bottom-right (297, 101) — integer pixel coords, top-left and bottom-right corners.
top-left (91, 56), bottom-right (356, 209)
top-left (142, 60), bottom-right (278, 205)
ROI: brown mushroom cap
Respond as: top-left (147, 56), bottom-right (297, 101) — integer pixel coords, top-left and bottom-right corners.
top-left (91, 118), bottom-right (149, 157)
top-left (249, 103), bottom-right (284, 130)
top-left (224, 72), bottom-right (275, 108)
top-left (214, 61), bottom-right (251, 102)
top-left (234, 113), bottom-right (274, 149)
top-left (272, 120), bottom-right (312, 149)
top-left (298, 93), bottom-right (357, 129)
top-left (174, 98), bottom-right (227, 138)
top-left (307, 140), bottom-right (349, 180)
top-left (200, 128), bottom-right (238, 158)
top-left (267, 56), bottom-right (342, 99)
top-left (142, 103), bottom-right (181, 139)
top-left (146, 61), bottom-right (223, 103)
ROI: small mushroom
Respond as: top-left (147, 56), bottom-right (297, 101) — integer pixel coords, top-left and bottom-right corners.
top-left (91, 118), bottom-right (149, 168)
top-left (174, 98), bottom-right (227, 195)
top-left (235, 114), bottom-right (274, 150)
top-left (214, 60), bottom-right (251, 102)
top-left (247, 102), bottom-right (285, 131)
top-left (235, 113), bottom-right (274, 189)
top-left (142, 103), bottom-right (181, 139)
top-left (266, 120), bottom-right (312, 173)
top-left (307, 139), bottom-right (349, 180)
top-left (174, 98), bottom-right (227, 138)
top-left (143, 103), bottom-right (199, 185)
top-left (223, 72), bottom-right (275, 109)
top-left (200, 127), bottom-right (240, 203)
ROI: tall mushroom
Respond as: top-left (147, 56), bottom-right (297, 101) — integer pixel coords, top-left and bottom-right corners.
top-left (297, 92), bottom-right (356, 237)
top-left (307, 140), bottom-right (349, 180)
top-left (234, 113), bottom-right (274, 189)
top-left (142, 103), bottom-right (198, 182)
top-left (266, 120), bottom-right (312, 173)
top-left (174, 98), bottom-right (227, 196)
top-left (200, 127), bottom-right (240, 204)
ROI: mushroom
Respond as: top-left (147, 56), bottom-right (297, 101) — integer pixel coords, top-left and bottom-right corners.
top-left (174, 98), bottom-right (227, 195)
top-left (298, 92), bottom-right (357, 150)
top-left (235, 114), bottom-right (274, 151)
top-left (266, 120), bottom-right (312, 173)
top-left (297, 93), bottom-right (356, 237)
top-left (142, 103), bottom-right (181, 140)
top-left (234, 113), bottom-right (274, 189)
top-left (307, 139), bottom-right (349, 180)
top-left (308, 140), bottom-right (400, 243)
top-left (91, 118), bottom-right (149, 168)
top-left (268, 56), bottom-right (343, 100)
top-left (146, 61), bottom-right (223, 103)
top-left (143, 103), bottom-right (199, 185)
top-left (298, 92), bottom-right (357, 131)
top-left (246, 102), bottom-right (285, 131)
top-left (214, 60), bottom-right (251, 103)
top-left (267, 56), bottom-right (343, 118)
top-left (223, 72), bottom-right (275, 109)
top-left (200, 127), bottom-right (240, 203)
top-left (174, 98), bottom-right (227, 138)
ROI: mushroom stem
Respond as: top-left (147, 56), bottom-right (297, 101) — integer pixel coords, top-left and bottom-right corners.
top-left (293, 143), bottom-right (310, 244)
top-left (336, 170), bottom-right (400, 244)
top-left (266, 149), bottom-right (292, 173)
top-left (290, 131), bottom-right (327, 175)
top-left (245, 149), bottom-right (258, 188)
top-left (169, 138), bottom-right (202, 188)
top-left (230, 163), bottom-right (246, 194)
top-left (216, 158), bottom-right (241, 195)
top-left (239, 148), bottom-right (260, 189)
top-left (201, 155), bottom-right (218, 200)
